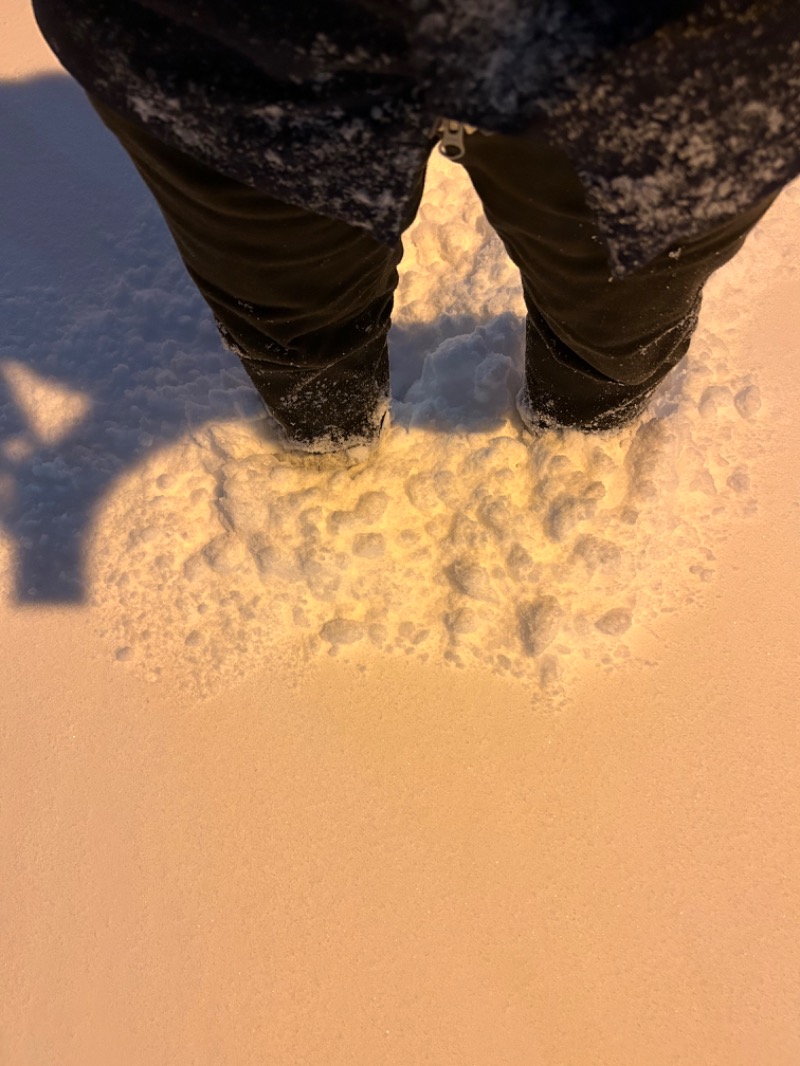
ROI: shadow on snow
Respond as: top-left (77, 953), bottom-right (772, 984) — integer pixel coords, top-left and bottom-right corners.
top-left (0, 73), bottom-right (525, 604)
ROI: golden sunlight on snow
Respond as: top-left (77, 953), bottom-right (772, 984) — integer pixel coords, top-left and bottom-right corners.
top-left (1, 360), bottom-right (92, 446)
top-left (2, 3), bottom-right (799, 1065)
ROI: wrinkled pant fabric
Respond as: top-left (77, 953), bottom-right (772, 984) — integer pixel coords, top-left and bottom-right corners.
top-left (91, 96), bottom-right (777, 441)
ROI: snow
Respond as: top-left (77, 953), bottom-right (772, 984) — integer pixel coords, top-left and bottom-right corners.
top-left (2, 6), bottom-right (800, 1064)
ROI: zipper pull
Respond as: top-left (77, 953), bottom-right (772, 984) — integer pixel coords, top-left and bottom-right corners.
top-left (438, 119), bottom-right (467, 161)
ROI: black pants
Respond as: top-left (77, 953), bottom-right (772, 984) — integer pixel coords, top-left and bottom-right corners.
top-left (91, 97), bottom-right (777, 441)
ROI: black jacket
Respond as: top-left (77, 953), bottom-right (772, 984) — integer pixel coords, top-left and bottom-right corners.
top-left (33, 0), bottom-right (800, 275)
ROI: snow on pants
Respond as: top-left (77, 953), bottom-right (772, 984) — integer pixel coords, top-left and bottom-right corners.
top-left (90, 96), bottom-right (777, 440)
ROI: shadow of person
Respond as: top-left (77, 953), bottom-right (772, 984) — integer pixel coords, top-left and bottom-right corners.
top-left (0, 74), bottom-right (525, 604)
top-left (0, 74), bottom-right (273, 603)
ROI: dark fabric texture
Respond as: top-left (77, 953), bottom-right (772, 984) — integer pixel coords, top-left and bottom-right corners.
top-left (33, 0), bottom-right (800, 277)
top-left (458, 129), bottom-right (777, 428)
top-left (89, 96), bottom-right (425, 447)
top-left (91, 97), bottom-right (775, 436)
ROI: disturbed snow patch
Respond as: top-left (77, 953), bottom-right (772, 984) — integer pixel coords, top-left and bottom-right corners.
top-left (89, 329), bottom-right (764, 698)
top-left (84, 153), bottom-right (789, 698)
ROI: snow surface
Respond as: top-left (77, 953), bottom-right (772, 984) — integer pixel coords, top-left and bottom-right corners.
top-left (1, 74), bottom-right (797, 702)
top-left (3, 9), bottom-right (800, 1066)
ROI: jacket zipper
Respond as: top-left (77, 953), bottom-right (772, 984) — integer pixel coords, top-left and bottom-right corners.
top-left (432, 118), bottom-right (477, 161)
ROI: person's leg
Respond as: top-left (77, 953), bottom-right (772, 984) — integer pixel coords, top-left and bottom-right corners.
top-left (459, 129), bottom-right (778, 431)
top-left (89, 96), bottom-right (428, 450)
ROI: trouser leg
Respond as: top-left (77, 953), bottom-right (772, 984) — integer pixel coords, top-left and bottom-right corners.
top-left (460, 129), bottom-right (778, 430)
top-left (89, 96), bottom-right (428, 448)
